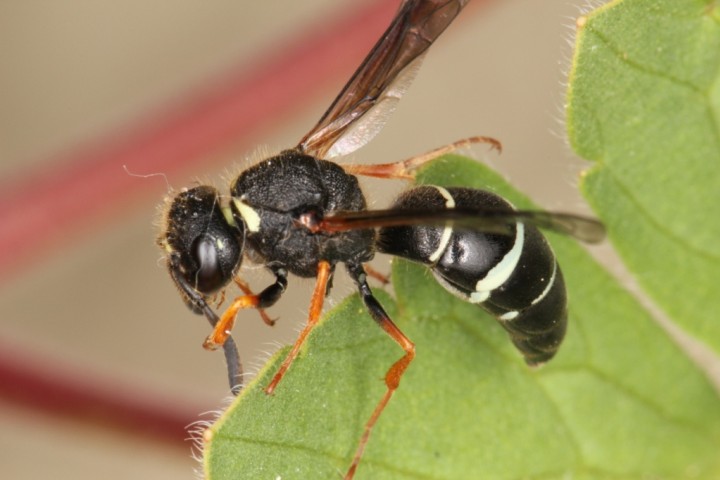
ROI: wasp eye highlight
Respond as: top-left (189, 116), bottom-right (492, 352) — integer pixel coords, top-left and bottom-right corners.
top-left (161, 185), bottom-right (244, 298)
top-left (191, 234), bottom-right (224, 293)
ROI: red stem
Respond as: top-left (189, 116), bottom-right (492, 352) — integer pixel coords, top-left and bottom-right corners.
top-left (0, 0), bottom-right (401, 447)
top-left (0, 342), bottom-right (200, 445)
top-left (0, 0), bottom-right (399, 282)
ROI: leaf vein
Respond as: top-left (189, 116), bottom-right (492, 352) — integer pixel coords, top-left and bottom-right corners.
top-left (587, 26), bottom-right (707, 95)
top-left (541, 364), bottom-right (716, 438)
top-left (602, 166), bottom-right (720, 263)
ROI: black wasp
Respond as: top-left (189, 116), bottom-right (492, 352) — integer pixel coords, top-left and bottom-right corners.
top-left (157, 1), bottom-right (605, 478)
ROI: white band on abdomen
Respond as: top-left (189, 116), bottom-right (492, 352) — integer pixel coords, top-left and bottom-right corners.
top-left (474, 222), bottom-right (524, 293)
top-left (428, 186), bottom-right (456, 263)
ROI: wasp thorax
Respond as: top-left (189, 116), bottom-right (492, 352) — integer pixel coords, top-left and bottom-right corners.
top-left (229, 150), bottom-right (374, 278)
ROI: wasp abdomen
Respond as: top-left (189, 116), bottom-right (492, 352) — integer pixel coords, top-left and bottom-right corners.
top-left (378, 185), bottom-right (567, 365)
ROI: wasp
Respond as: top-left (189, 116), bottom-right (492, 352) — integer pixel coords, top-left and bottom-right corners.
top-left (157, 1), bottom-right (604, 478)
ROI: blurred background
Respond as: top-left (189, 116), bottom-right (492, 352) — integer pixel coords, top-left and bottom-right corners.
top-left (0, 0), bottom-right (618, 478)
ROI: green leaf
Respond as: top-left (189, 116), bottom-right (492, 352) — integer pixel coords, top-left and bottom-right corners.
top-left (566, 0), bottom-right (720, 350)
top-left (204, 156), bottom-right (720, 479)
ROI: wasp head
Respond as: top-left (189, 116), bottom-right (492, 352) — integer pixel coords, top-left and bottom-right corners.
top-left (159, 185), bottom-right (244, 311)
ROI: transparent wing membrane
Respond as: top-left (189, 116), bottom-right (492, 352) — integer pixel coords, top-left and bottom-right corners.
top-left (298, 0), bottom-right (469, 158)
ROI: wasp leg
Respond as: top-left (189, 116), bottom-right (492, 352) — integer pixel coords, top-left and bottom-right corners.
top-left (203, 268), bottom-right (288, 350)
top-left (233, 277), bottom-right (277, 326)
top-left (168, 255), bottom-right (244, 394)
top-left (344, 263), bottom-right (415, 480)
top-left (343, 136), bottom-right (501, 180)
top-left (264, 261), bottom-right (333, 395)
top-left (363, 263), bottom-right (390, 285)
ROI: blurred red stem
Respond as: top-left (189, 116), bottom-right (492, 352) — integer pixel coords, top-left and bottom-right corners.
top-left (0, 0), bottom-right (401, 282)
top-left (0, 342), bottom-right (199, 445)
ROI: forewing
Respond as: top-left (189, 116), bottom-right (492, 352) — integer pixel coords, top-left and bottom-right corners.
top-left (320, 208), bottom-right (606, 244)
top-left (298, 0), bottom-right (469, 159)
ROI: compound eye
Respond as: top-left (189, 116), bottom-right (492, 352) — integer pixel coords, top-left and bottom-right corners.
top-left (191, 234), bottom-right (224, 293)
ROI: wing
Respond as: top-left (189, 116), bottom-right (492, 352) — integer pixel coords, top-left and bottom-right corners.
top-left (318, 208), bottom-right (606, 244)
top-left (298, 0), bottom-right (469, 159)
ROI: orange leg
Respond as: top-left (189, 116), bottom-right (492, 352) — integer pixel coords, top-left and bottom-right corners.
top-left (344, 263), bottom-right (415, 480)
top-left (212, 289), bottom-right (226, 309)
top-left (345, 316), bottom-right (414, 479)
top-left (203, 294), bottom-right (261, 350)
top-left (204, 270), bottom-right (288, 351)
top-left (344, 136), bottom-right (502, 180)
top-left (234, 278), bottom-right (276, 326)
top-left (363, 263), bottom-right (390, 285)
top-left (264, 260), bottom-right (332, 395)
